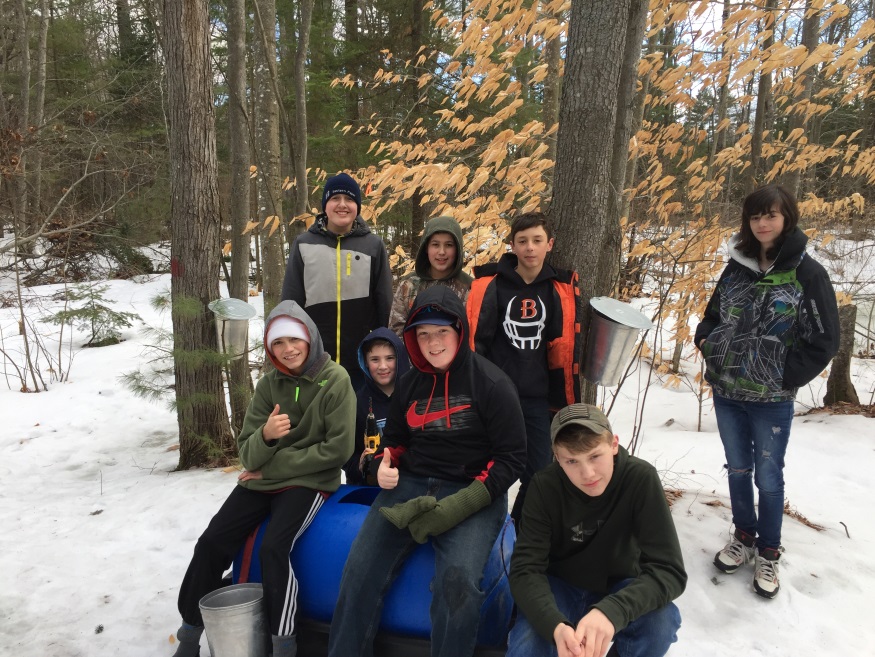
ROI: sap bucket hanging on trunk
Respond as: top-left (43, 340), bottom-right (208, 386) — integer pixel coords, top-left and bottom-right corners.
top-left (199, 583), bottom-right (270, 657)
top-left (582, 297), bottom-right (653, 387)
top-left (209, 298), bottom-right (256, 361)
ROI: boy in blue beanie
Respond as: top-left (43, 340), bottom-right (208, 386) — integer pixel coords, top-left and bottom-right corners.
top-left (281, 172), bottom-right (393, 391)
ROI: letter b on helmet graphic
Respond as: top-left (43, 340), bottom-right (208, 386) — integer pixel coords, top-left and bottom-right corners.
top-left (503, 295), bottom-right (546, 349)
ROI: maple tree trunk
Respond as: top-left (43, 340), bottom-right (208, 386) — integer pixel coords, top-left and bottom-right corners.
top-left (550, 0), bottom-right (642, 404)
top-left (824, 304), bottom-right (860, 405)
top-left (163, 0), bottom-right (233, 468)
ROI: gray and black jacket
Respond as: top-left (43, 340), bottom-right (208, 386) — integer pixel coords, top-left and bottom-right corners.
top-left (694, 227), bottom-right (839, 402)
top-left (281, 215), bottom-right (393, 375)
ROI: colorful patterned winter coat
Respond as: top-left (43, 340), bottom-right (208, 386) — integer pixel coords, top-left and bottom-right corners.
top-left (694, 227), bottom-right (839, 402)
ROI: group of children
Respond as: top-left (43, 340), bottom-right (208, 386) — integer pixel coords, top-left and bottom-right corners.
top-left (171, 174), bottom-right (839, 657)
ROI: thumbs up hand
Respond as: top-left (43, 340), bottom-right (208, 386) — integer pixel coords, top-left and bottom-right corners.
top-left (377, 447), bottom-right (399, 490)
top-left (263, 404), bottom-right (291, 442)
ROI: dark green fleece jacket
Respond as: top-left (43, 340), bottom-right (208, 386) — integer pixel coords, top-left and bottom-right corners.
top-left (509, 446), bottom-right (686, 641)
top-left (236, 300), bottom-right (356, 493)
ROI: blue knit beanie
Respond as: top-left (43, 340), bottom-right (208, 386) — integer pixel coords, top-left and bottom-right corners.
top-left (321, 173), bottom-right (362, 215)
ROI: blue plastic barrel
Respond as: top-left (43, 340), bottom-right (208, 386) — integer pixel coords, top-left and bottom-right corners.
top-left (232, 484), bottom-right (515, 646)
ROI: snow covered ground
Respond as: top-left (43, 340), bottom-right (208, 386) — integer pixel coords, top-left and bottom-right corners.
top-left (1, 269), bottom-right (873, 657)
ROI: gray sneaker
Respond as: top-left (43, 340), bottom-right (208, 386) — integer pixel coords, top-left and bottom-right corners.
top-left (714, 530), bottom-right (756, 574)
top-left (753, 548), bottom-right (782, 599)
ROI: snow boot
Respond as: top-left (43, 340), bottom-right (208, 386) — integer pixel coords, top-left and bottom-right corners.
top-left (172, 623), bottom-right (203, 657)
top-left (272, 633), bottom-right (297, 657)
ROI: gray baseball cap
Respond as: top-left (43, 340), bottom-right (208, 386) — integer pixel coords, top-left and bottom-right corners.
top-left (550, 404), bottom-right (613, 443)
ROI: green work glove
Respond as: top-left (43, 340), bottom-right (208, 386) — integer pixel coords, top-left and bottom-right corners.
top-left (407, 480), bottom-right (492, 544)
top-left (380, 495), bottom-right (438, 529)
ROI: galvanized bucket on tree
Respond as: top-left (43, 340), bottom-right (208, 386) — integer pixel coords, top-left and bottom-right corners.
top-left (199, 583), bottom-right (270, 657)
top-left (582, 297), bottom-right (653, 387)
top-left (208, 298), bottom-right (256, 361)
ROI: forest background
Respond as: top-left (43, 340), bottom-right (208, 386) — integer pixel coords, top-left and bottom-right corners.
top-left (2, 0), bottom-right (874, 469)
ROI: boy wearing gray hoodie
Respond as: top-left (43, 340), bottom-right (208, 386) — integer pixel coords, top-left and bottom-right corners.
top-left (171, 301), bottom-right (355, 657)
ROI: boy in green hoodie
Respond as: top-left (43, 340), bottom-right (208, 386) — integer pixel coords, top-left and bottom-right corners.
top-left (389, 215), bottom-right (472, 335)
top-left (171, 301), bottom-right (355, 657)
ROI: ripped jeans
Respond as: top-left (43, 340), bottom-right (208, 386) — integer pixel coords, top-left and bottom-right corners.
top-left (713, 395), bottom-right (794, 551)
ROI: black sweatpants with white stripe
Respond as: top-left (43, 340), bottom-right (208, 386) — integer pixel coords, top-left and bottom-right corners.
top-left (178, 485), bottom-right (324, 637)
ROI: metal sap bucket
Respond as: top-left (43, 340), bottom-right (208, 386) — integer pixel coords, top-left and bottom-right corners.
top-left (582, 297), bottom-right (653, 386)
top-left (199, 583), bottom-right (270, 657)
top-left (209, 298), bottom-right (256, 361)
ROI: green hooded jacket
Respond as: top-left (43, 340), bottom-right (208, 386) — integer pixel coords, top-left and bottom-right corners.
top-left (236, 300), bottom-right (356, 493)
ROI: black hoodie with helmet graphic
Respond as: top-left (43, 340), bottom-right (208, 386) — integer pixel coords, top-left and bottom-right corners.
top-left (372, 286), bottom-right (526, 502)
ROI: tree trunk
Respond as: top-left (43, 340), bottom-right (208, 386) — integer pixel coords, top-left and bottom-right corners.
top-left (293, 0), bottom-right (315, 221)
top-left (606, 0), bottom-right (649, 291)
top-left (30, 0), bottom-right (49, 221)
top-left (747, 0), bottom-right (777, 194)
top-left (541, 4), bottom-right (563, 208)
top-left (226, 0), bottom-right (254, 435)
top-left (550, 0), bottom-right (643, 404)
top-left (163, 0), bottom-right (233, 469)
top-left (13, 0), bottom-right (30, 244)
top-left (782, 0), bottom-right (819, 197)
top-left (824, 304), bottom-right (860, 405)
top-left (344, 0), bottom-right (359, 162)
top-left (253, 0), bottom-right (285, 318)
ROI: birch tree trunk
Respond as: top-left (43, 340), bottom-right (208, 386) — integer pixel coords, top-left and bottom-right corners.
top-left (163, 0), bottom-right (233, 468)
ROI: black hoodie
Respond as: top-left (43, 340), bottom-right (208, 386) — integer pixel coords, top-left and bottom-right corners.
top-left (374, 286), bottom-right (526, 501)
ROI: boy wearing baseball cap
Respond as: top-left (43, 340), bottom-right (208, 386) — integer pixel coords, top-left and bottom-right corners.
top-left (281, 172), bottom-right (393, 391)
top-left (171, 301), bottom-right (355, 657)
top-left (507, 404), bottom-right (686, 657)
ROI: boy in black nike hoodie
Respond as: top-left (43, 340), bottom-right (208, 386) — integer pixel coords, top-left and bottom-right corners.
top-left (327, 286), bottom-right (527, 657)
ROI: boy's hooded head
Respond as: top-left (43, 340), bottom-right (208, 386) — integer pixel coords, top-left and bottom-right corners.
top-left (403, 287), bottom-right (468, 374)
top-left (357, 327), bottom-right (410, 394)
top-left (264, 301), bottom-right (325, 376)
top-left (414, 216), bottom-right (466, 281)
top-left (550, 404), bottom-right (619, 497)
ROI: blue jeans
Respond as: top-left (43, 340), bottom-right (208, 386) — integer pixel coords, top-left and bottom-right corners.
top-left (506, 576), bottom-right (681, 657)
top-left (327, 474), bottom-right (508, 657)
top-left (713, 394), bottom-right (794, 551)
top-left (511, 397), bottom-right (552, 525)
